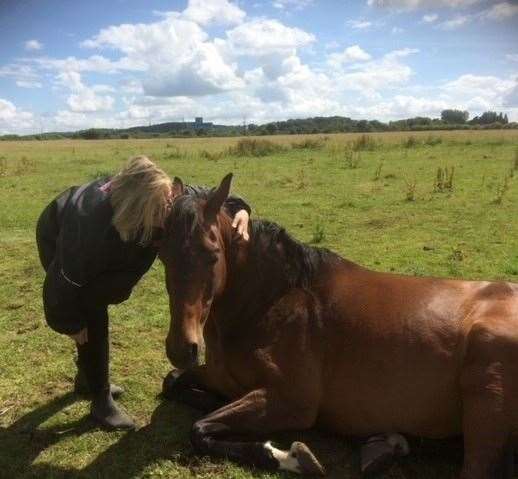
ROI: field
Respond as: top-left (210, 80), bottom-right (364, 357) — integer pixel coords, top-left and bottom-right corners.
top-left (1, 130), bottom-right (517, 478)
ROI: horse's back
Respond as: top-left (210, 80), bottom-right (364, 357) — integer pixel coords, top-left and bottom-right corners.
top-left (314, 264), bottom-right (518, 438)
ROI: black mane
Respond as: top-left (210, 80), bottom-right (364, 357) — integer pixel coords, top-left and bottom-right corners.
top-left (245, 219), bottom-right (338, 290)
top-left (167, 194), bottom-right (339, 295)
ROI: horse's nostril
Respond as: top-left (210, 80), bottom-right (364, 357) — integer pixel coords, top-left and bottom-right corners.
top-left (191, 343), bottom-right (198, 362)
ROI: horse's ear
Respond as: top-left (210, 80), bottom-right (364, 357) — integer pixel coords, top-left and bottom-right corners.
top-left (172, 176), bottom-right (184, 197)
top-left (205, 173), bottom-right (233, 224)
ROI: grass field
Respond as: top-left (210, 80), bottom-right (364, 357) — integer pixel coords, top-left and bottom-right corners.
top-left (1, 130), bottom-right (518, 478)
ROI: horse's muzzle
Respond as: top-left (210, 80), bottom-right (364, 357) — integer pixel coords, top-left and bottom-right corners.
top-left (166, 339), bottom-right (199, 370)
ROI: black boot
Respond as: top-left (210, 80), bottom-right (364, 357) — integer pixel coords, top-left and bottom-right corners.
top-left (90, 387), bottom-right (135, 430)
top-left (77, 307), bottom-right (135, 430)
top-left (74, 365), bottom-right (124, 398)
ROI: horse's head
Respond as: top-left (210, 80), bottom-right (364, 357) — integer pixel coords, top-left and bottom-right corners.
top-left (159, 174), bottom-right (233, 369)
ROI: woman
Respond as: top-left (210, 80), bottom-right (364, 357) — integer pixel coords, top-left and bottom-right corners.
top-left (36, 156), bottom-right (251, 430)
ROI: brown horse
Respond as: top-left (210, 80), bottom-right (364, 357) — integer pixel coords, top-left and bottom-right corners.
top-left (159, 173), bottom-right (518, 478)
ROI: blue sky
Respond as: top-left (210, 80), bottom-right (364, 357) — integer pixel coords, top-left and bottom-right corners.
top-left (1, 0), bottom-right (517, 134)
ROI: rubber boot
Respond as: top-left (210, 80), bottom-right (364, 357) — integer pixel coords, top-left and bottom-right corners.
top-left (74, 363), bottom-right (124, 398)
top-left (90, 387), bottom-right (135, 430)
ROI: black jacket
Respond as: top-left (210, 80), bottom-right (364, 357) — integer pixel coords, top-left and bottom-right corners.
top-left (37, 177), bottom-right (250, 334)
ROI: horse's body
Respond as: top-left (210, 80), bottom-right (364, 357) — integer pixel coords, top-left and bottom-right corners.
top-left (160, 175), bottom-right (518, 478)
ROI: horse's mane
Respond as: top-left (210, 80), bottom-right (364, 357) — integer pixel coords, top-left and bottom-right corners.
top-left (245, 219), bottom-right (338, 290)
top-left (167, 192), bottom-right (340, 293)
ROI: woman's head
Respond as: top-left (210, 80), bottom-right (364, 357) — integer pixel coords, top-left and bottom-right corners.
top-left (110, 155), bottom-right (172, 243)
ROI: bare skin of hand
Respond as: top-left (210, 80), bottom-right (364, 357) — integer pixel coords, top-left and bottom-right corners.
top-left (70, 328), bottom-right (88, 345)
top-left (232, 210), bottom-right (250, 241)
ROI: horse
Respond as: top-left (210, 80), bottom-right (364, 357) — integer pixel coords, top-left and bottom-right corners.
top-left (158, 173), bottom-right (518, 478)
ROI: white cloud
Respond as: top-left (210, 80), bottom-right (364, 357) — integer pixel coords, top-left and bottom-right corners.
top-left (438, 15), bottom-right (471, 30)
top-left (52, 110), bottom-right (124, 129)
top-left (391, 26), bottom-right (404, 33)
top-left (67, 90), bottom-right (114, 112)
top-left (119, 79), bottom-right (144, 94)
top-left (0, 99), bottom-right (34, 133)
top-left (503, 82), bottom-right (518, 108)
top-left (56, 71), bottom-right (84, 92)
top-left (142, 42), bottom-right (244, 96)
top-left (325, 40), bottom-right (340, 50)
top-left (506, 54), bottom-right (518, 62)
top-left (422, 13), bottom-right (438, 23)
top-left (384, 47), bottom-right (419, 59)
top-left (481, 2), bottom-right (518, 20)
top-left (182, 0), bottom-right (245, 26)
top-left (327, 45), bottom-right (372, 68)
top-left (82, 15), bottom-right (244, 97)
top-left (224, 18), bottom-right (315, 56)
top-left (31, 55), bottom-right (145, 74)
top-left (16, 79), bottom-right (42, 88)
top-left (351, 94), bottom-right (450, 119)
top-left (434, 2), bottom-right (518, 30)
top-left (24, 39), bottom-right (43, 51)
top-left (272, 0), bottom-right (314, 9)
top-left (440, 74), bottom-right (517, 118)
top-left (367, 0), bottom-right (481, 9)
top-left (331, 48), bottom-right (419, 99)
top-left (442, 74), bottom-right (516, 98)
top-left (0, 63), bottom-right (42, 87)
top-left (55, 71), bottom-right (115, 112)
top-left (347, 19), bottom-right (373, 29)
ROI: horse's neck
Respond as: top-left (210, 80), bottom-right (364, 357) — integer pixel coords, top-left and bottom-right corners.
top-left (215, 225), bottom-right (292, 326)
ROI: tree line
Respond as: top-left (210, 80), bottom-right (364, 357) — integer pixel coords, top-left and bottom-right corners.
top-left (1, 110), bottom-right (515, 141)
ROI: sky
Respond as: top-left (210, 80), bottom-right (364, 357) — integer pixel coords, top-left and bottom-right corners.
top-left (0, 0), bottom-right (517, 134)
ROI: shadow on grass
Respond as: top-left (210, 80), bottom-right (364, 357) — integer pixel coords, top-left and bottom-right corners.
top-left (0, 393), bottom-right (93, 478)
top-left (0, 392), bottom-right (464, 479)
top-left (0, 392), bottom-right (198, 479)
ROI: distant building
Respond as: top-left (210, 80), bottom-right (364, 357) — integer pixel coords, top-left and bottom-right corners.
top-left (193, 117), bottom-right (213, 129)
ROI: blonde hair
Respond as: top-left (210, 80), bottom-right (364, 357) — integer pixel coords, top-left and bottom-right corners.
top-left (110, 155), bottom-right (171, 243)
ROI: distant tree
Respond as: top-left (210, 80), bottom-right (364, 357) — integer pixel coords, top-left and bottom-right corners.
top-left (441, 109), bottom-right (469, 124)
top-left (471, 111), bottom-right (509, 125)
top-left (407, 117), bottom-right (432, 127)
top-left (80, 128), bottom-right (103, 140)
top-left (265, 123), bottom-right (277, 135)
top-left (357, 120), bottom-right (371, 132)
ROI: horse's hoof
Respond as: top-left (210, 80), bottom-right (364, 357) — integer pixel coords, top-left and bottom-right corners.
top-left (387, 433), bottom-right (410, 457)
top-left (360, 433), bottom-right (409, 477)
top-left (290, 441), bottom-right (326, 476)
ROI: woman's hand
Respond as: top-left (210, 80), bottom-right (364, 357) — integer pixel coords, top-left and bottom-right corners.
top-left (232, 209), bottom-right (250, 241)
top-left (69, 328), bottom-right (88, 345)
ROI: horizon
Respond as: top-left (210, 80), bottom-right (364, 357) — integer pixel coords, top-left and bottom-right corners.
top-left (1, 0), bottom-right (517, 135)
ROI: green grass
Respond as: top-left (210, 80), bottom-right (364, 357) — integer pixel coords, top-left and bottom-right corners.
top-left (1, 130), bottom-right (517, 478)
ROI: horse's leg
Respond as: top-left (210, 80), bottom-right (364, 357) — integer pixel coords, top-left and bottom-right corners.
top-left (460, 322), bottom-right (513, 479)
top-left (461, 392), bottom-right (511, 479)
top-left (190, 388), bottom-right (325, 475)
top-left (162, 367), bottom-right (227, 414)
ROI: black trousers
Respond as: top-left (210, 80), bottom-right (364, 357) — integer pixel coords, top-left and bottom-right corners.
top-left (37, 197), bottom-right (111, 395)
